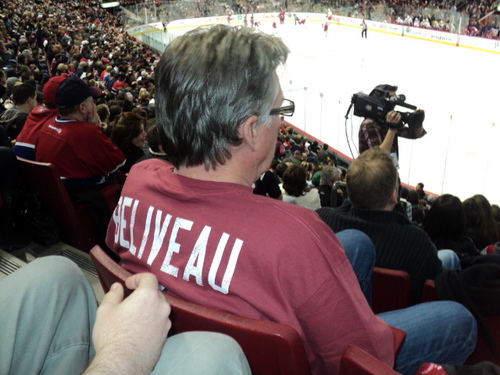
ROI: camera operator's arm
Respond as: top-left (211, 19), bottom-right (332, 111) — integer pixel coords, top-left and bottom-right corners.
top-left (379, 111), bottom-right (401, 153)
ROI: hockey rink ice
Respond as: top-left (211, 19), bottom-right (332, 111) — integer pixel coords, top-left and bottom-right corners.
top-left (272, 21), bottom-right (499, 205)
top-left (158, 20), bottom-right (499, 204)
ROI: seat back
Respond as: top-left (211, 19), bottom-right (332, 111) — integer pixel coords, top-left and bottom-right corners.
top-left (330, 181), bottom-right (348, 208)
top-left (372, 267), bottom-right (411, 314)
top-left (89, 245), bottom-right (312, 375)
top-left (16, 157), bottom-right (93, 250)
top-left (420, 279), bottom-right (437, 303)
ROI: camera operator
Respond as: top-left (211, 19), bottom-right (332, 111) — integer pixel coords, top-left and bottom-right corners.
top-left (358, 84), bottom-right (426, 164)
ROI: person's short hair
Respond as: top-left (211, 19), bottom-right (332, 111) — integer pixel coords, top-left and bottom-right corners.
top-left (108, 104), bottom-right (122, 123)
top-left (139, 89), bottom-right (150, 101)
top-left (19, 70), bottom-right (31, 82)
top-left (35, 91), bottom-right (43, 105)
top-left (407, 190), bottom-right (419, 205)
top-left (96, 103), bottom-right (110, 122)
top-left (57, 63), bottom-right (68, 74)
top-left (347, 148), bottom-right (398, 210)
top-left (16, 54), bottom-right (27, 65)
top-left (146, 123), bottom-right (163, 153)
top-left (110, 111), bottom-right (146, 150)
top-left (6, 77), bottom-right (20, 94)
top-left (319, 165), bottom-right (340, 186)
top-left (369, 84), bottom-right (398, 98)
top-left (282, 164), bottom-right (309, 197)
top-left (12, 83), bottom-right (36, 105)
top-left (270, 158), bottom-right (280, 170)
top-left (155, 25), bottom-right (289, 169)
top-left (275, 162), bottom-right (288, 179)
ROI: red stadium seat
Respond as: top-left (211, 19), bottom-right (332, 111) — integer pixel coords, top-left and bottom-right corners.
top-left (420, 279), bottom-right (437, 303)
top-left (16, 157), bottom-right (120, 251)
top-left (420, 279), bottom-right (500, 366)
top-left (372, 267), bottom-right (411, 314)
top-left (89, 245), bottom-right (312, 375)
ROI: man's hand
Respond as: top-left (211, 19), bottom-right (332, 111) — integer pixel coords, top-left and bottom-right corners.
top-left (385, 111), bottom-right (402, 129)
top-left (83, 273), bottom-right (171, 375)
top-left (88, 106), bottom-right (102, 127)
top-left (409, 109), bottom-right (426, 137)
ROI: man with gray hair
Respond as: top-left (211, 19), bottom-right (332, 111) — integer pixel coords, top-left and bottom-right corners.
top-left (107, 25), bottom-right (476, 375)
top-left (318, 165), bottom-right (342, 207)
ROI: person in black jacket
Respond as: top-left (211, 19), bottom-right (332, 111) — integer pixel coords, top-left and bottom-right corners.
top-left (317, 148), bottom-right (460, 303)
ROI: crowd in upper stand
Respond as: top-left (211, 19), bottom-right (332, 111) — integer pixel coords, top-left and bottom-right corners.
top-left (122, 0), bottom-right (500, 37)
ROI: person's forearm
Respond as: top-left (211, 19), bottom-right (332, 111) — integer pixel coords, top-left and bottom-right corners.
top-left (82, 353), bottom-right (149, 375)
top-left (379, 129), bottom-right (397, 152)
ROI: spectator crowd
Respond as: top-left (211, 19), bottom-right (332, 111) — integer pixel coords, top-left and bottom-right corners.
top-left (0, 1), bottom-right (500, 374)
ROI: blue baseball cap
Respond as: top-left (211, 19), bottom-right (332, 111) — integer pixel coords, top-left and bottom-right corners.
top-left (56, 76), bottom-right (102, 109)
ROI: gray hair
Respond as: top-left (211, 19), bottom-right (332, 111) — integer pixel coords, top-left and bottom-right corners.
top-left (319, 166), bottom-right (341, 185)
top-left (155, 25), bottom-right (289, 169)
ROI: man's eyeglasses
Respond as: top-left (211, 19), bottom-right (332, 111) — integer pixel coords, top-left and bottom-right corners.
top-left (270, 99), bottom-right (294, 117)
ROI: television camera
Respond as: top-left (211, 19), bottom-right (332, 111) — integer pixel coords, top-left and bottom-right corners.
top-left (350, 88), bottom-right (423, 129)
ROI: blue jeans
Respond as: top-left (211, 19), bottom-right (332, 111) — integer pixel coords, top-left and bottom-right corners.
top-left (378, 301), bottom-right (477, 375)
top-left (438, 249), bottom-right (461, 270)
top-left (338, 231), bottom-right (477, 374)
top-left (337, 229), bottom-right (375, 305)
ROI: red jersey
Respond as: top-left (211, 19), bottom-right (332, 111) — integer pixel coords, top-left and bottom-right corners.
top-left (12, 105), bottom-right (58, 160)
top-left (36, 117), bottom-right (125, 187)
top-left (107, 159), bottom-right (395, 375)
top-left (112, 80), bottom-right (128, 91)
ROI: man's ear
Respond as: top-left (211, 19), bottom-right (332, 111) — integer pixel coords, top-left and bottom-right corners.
top-left (237, 115), bottom-right (260, 151)
top-left (77, 101), bottom-right (87, 114)
top-left (389, 188), bottom-right (399, 206)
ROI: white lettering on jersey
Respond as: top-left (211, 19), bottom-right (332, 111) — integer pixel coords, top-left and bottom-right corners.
top-left (112, 196), bottom-right (123, 244)
top-left (119, 197), bottom-right (133, 249)
top-left (129, 199), bottom-right (139, 255)
top-left (147, 209), bottom-right (172, 266)
top-left (113, 196), bottom-right (243, 294)
top-left (208, 233), bottom-right (243, 294)
top-left (183, 225), bottom-right (211, 285)
top-left (47, 124), bottom-right (62, 133)
top-left (137, 206), bottom-right (153, 259)
top-left (161, 217), bottom-right (194, 277)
